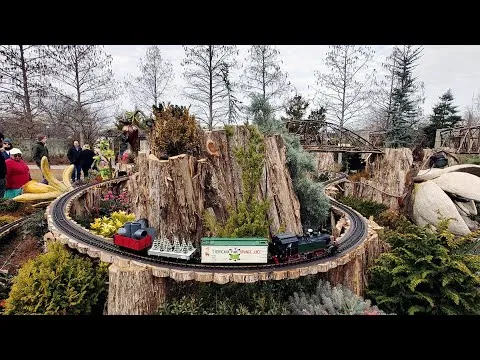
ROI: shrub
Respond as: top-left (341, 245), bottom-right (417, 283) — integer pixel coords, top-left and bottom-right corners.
top-left (366, 219), bottom-right (480, 315)
top-left (96, 188), bottom-right (131, 216)
top-left (157, 276), bottom-right (320, 315)
top-left (376, 209), bottom-right (412, 231)
top-left (90, 211), bottom-right (135, 238)
top-left (3, 241), bottom-right (108, 315)
top-left (150, 103), bottom-right (201, 158)
top-left (247, 95), bottom-right (330, 229)
top-left (224, 124), bottom-right (234, 138)
top-left (0, 198), bottom-right (21, 213)
top-left (336, 195), bottom-right (388, 219)
top-left (20, 210), bottom-right (48, 239)
top-left (462, 155), bottom-right (480, 165)
top-left (288, 279), bottom-right (387, 315)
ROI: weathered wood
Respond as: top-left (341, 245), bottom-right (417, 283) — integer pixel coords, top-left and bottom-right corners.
top-left (343, 148), bottom-right (413, 211)
top-left (107, 264), bottom-right (167, 315)
top-left (127, 125), bottom-right (302, 245)
top-left (324, 220), bottom-right (389, 296)
top-left (314, 152), bottom-right (341, 172)
top-left (259, 134), bottom-right (302, 234)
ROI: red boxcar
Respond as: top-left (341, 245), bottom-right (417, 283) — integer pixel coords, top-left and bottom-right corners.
top-left (113, 234), bottom-right (153, 251)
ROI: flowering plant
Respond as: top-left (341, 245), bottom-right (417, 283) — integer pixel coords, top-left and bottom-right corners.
top-left (94, 188), bottom-right (131, 217)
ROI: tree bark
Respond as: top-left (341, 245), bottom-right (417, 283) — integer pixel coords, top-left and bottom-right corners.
top-left (128, 125), bottom-right (302, 246)
top-left (107, 263), bottom-right (167, 315)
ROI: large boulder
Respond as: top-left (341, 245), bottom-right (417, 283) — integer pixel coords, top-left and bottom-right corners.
top-left (412, 181), bottom-right (470, 236)
top-left (432, 172), bottom-right (480, 202)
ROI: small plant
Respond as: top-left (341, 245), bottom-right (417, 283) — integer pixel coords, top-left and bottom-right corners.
top-left (150, 103), bottom-right (201, 158)
top-left (288, 279), bottom-right (387, 315)
top-left (20, 210), bottom-right (48, 239)
top-left (376, 209), bottom-right (412, 231)
top-left (3, 241), bottom-right (108, 315)
top-left (95, 188), bottom-right (131, 216)
top-left (336, 195), bottom-right (389, 219)
top-left (90, 211), bottom-right (135, 238)
top-left (0, 198), bottom-right (21, 213)
top-left (93, 139), bottom-right (115, 180)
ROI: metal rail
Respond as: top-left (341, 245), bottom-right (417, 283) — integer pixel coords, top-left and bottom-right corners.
top-left (0, 217), bottom-right (30, 240)
top-left (48, 174), bottom-right (368, 272)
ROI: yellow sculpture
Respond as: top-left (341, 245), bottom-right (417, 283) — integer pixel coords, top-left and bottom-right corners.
top-left (12, 156), bottom-right (74, 202)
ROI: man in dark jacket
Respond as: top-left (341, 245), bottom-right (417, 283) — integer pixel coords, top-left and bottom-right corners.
top-left (0, 133), bottom-right (6, 198)
top-left (1, 137), bottom-right (12, 160)
top-left (67, 140), bottom-right (82, 182)
top-left (79, 144), bottom-right (95, 178)
top-left (32, 133), bottom-right (49, 184)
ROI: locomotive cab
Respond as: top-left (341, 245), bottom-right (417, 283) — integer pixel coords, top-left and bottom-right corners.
top-left (270, 233), bottom-right (300, 261)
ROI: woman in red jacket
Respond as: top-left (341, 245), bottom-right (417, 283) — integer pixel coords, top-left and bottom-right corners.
top-left (4, 148), bottom-right (31, 199)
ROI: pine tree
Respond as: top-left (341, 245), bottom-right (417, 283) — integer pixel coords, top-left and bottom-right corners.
top-left (385, 46), bottom-right (425, 148)
top-left (282, 94), bottom-right (310, 121)
top-left (422, 90), bottom-right (462, 148)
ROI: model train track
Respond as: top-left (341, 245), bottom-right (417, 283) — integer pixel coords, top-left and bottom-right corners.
top-left (0, 217), bottom-right (31, 239)
top-left (49, 173), bottom-right (368, 272)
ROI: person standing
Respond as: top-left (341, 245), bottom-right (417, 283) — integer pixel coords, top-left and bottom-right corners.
top-left (79, 144), bottom-right (95, 178)
top-left (67, 140), bottom-right (82, 182)
top-left (1, 138), bottom-right (13, 160)
top-left (32, 134), bottom-right (49, 184)
top-left (0, 133), bottom-right (6, 198)
top-left (4, 148), bottom-right (30, 199)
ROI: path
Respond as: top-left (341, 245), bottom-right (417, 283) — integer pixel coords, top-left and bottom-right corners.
top-left (27, 164), bottom-right (67, 170)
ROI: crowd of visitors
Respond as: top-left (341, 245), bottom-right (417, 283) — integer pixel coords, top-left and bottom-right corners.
top-left (0, 132), bottom-right (125, 200)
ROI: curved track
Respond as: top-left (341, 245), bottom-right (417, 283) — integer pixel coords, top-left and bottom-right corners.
top-left (46, 173), bottom-right (368, 272)
top-left (0, 217), bottom-right (30, 240)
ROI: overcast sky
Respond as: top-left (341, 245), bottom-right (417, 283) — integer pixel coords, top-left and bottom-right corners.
top-left (104, 45), bottom-right (480, 126)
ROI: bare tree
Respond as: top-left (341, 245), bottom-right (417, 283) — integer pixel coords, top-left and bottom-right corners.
top-left (241, 45), bottom-right (291, 110)
top-left (182, 45), bottom-right (238, 129)
top-left (462, 93), bottom-right (480, 127)
top-left (46, 45), bottom-right (118, 145)
top-left (220, 63), bottom-right (242, 125)
top-left (366, 50), bottom-right (397, 131)
top-left (124, 45), bottom-right (174, 115)
top-left (312, 45), bottom-right (376, 128)
top-left (0, 45), bottom-right (50, 138)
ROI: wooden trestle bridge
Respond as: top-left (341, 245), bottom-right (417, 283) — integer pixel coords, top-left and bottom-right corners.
top-left (438, 125), bottom-right (480, 153)
top-left (285, 120), bottom-right (384, 154)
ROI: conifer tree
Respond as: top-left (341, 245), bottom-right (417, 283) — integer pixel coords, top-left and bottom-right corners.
top-left (385, 46), bottom-right (425, 148)
top-left (422, 90), bottom-right (462, 148)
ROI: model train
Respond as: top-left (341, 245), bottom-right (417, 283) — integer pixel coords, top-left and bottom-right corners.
top-left (112, 219), bottom-right (338, 265)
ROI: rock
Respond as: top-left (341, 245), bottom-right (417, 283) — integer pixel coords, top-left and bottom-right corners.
top-left (454, 200), bottom-right (477, 216)
top-left (412, 181), bottom-right (470, 236)
top-left (432, 172), bottom-right (480, 202)
top-left (415, 164), bottom-right (480, 182)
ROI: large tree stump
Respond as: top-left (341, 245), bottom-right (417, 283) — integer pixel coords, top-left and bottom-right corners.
top-left (324, 220), bottom-right (389, 296)
top-left (107, 264), bottom-right (167, 315)
top-left (343, 148), bottom-right (414, 211)
top-left (128, 126), bottom-right (302, 246)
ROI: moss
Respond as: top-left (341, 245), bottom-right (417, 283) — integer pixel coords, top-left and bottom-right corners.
top-left (224, 124), bottom-right (234, 139)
